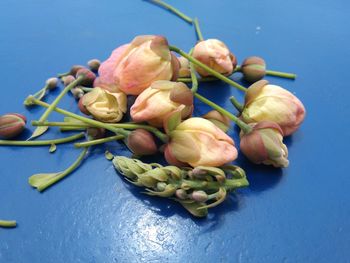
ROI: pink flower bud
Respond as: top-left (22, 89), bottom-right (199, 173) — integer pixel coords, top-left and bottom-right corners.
top-left (87, 59), bottom-right (101, 72)
top-left (78, 97), bottom-right (90, 115)
top-left (69, 65), bottom-right (85, 76)
top-left (130, 80), bottom-right (193, 127)
top-left (191, 190), bottom-right (208, 202)
top-left (240, 121), bottom-right (289, 168)
top-left (98, 35), bottom-right (179, 95)
top-left (45, 77), bottom-right (59, 90)
top-left (80, 87), bottom-right (127, 122)
top-left (241, 56), bottom-right (266, 82)
top-left (192, 39), bottom-right (237, 77)
top-left (62, 75), bottom-right (76, 87)
top-left (177, 57), bottom-right (191, 78)
top-left (165, 117), bottom-right (238, 167)
top-left (202, 110), bottom-right (231, 132)
top-left (75, 68), bottom-right (96, 87)
top-left (242, 80), bottom-right (306, 136)
top-left (126, 129), bottom-right (158, 156)
top-left (0, 113), bottom-right (26, 139)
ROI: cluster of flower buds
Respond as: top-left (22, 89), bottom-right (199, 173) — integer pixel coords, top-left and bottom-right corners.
top-left (113, 156), bottom-right (248, 217)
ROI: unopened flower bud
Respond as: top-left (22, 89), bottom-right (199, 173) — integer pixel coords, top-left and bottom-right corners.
top-left (202, 110), bottom-right (231, 132)
top-left (45, 77), bottom-right (59, 90)
top-left (175, 189), bottom-right (188, 200)
top-left (76, 68), bottom-right (96, 87)
top-left (69, 65), bottom-right (85, 76)
top-left (70, 87), bottom-right (84, 100)
top-left (241, 56), bottom-right (266, 83)
top-left (87, 127), bottom-right (105, 139)
top-left (0, 113), bottom-right (26, 139)
top-left (126, 129), bottom-right (158, 156)
top-left (62, 75), bottom-right (76, 87)
top-left (156, 182), bottom-right (167, 191)
top-left (87, 59), bottom-right (101, 72)
top-left (191, 190), bottom-right (208, 202)
top-left (178, 57), bottom-right (191, 77)
top-left (78, 97), bottom-right (90, 115)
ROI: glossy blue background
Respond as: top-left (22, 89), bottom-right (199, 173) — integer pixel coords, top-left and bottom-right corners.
top-left (1, 0), bottom-right (349, 262)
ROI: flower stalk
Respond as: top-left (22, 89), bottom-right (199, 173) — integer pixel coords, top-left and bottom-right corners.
top-left (193, 18), bottom-right (204, 41)
top-left (0, 220), bottom-right (17, 228)
top-left (74, 135), bottom-right (125, 148)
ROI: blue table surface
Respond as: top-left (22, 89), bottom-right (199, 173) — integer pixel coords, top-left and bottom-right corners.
top-left (1, 0), bottom-right (349, 262)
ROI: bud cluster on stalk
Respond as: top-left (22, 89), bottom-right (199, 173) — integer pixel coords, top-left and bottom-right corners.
top-left (113, 156), bottom-right (248, 217)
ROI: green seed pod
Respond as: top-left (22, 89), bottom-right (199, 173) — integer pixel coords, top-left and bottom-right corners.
top-left (0, 113), bottom-right (26, 139)
top-left (241, 56), bottom-right (266, 83)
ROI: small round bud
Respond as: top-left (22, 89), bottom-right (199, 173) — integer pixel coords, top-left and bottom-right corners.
top-left (190, 190), bottom-right (208, 202)
top-left (0, 113), bottom-right (26, 139)
top-left (62, 75), bottom-right (76, 87)
top-left (175, 189), bottom-right (188, 200)
top-left (78, 97), bottom-right (90, 115)
top-left (241, 56), bottom-right (266, 83)
top-left (87, 59), bottom-right (101, 72)
top-left (126, 129), bottom-right (158, 156)
top-left (156, 182), bottom-right (167, 192)
top-left (76, 68), bottom-right (96, 87)
top-left (45, 77), bottom-right (59, 90)
top-left (87, 127), bottom-right (105, 139)
top-left (70, 87), bottom-right (84, 100)
top-left (69, 65), bottom-right (85, 76)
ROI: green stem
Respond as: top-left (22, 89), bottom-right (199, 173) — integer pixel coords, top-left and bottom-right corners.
top-left (188, 48), bottom-right (198, 93)
top-left (177, 77), bottom-right (218, 83)
top-left (37, 147), bottom-right (89, 192)
top-left (32, 84), bottom-right (49, 98)
top-left (169, 45), bottom-right (247, 92)
top-left (0, 220), bottom-right (17, 228)
top-left (75, 135), bottom-right (125, 148)
top-left (32, 121), bottom-right (169, 143)
top-left (147, 0), bottom-right (193, 24)
top-left (0, 132), bottom-right (85, 146)
top-left (229, 96), bottom-right (243, 112)
top-left (57, 72), bottom-right (69, 78)
top-left (193, 18), bottom-right (204, 41)
top-left (194, 93), bottom-right (252, 133)
top-left (265, 69), bottom-right (296, 79)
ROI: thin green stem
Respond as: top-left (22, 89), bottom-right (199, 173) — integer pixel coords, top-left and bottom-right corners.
top-left (229, 96), bottom-right (243, 112)
top-left (147, 0), bottom-right (193, 24)
top-left (0, 220), bottom-right (17, 228)
top-left (194, 93), bottom-right (252, 133)
top-left (188, 48), bottom-right (198, 93)
top-left (169, 45), bottom-right (247, 92)
top-left (266, 69), bottom-right (296, 79)
top-left (37, 147), bottom-right (89, 192)
top-left (32, 121), bottom-right (169, 143)
top-left (32, 84), bottom-right (48, 98)
top-left (177, 77), bottom-right (218, 83)
top-left (193, 18), bottom-right (204, 41)
top-left (75, 135), bottom-right (125, 148)
top-left (0, 133), bottom-right (85, 146)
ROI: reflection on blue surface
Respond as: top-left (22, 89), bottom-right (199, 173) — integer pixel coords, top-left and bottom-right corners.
top-left (1, 0), bottom-right (350, 262)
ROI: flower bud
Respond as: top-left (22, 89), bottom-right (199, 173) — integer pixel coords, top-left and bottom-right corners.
top-left (126, 129), bottom-right (158, 156)
top-left (45, 77), bottom-right (59, 90)
top-left (69, 65), bottom-right (85, 76)
top-left (78, 97), bottom-right (90, 115)
top-left (0, 113), bottom-right (26, 139)
top-left (75, 68), bottom-right (96, 87)
top-left (87, 59), bottom-right (101, 72)
top-left (240, 121), bottom-right (289, 168)
top-left (80, 87), bottom-right (127, 122)
top-left (191, 191), bottom-right (208, 202)
top-left (87, 127), bottom-right (105, 139)
top-left (178, 57), bottom-right (191, 77)
top-left (156, 182), bottom-right (167, 191)
top-left (192, 39), bottom-right (237, 77)
top-left (130, 80), bottom-right (193, 127)
top-left (241, 56), bottom-right (266, 82)
top-left (70, 87), bottom-right (84, 100)
top-left (98, 35), bottom-right (179, 95)
top-left (242, 80), bottom-right (306, 136)
top-left (93, 78), bottom-right (119, 93)
top-left (175, 189), bottom-right (188, 200)
top-left (165, 117), bottom-right (238, 167)
top-left (202, 110), bottom-right (231, 132)
top-left (62, 75), bottom-right (76, 87)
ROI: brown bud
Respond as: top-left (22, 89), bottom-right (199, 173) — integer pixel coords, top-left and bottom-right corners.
top-left (126, 129), bottom-right (158, 156)
top-left (78, 97), bottom-right (90, 115)
top-left (241, 56), bottom-right (266, 83)
top-left (45, 77), bottom-right (59, 90)
top-left (87, 59), bottom-right (101, 72)
top-left (0, 113), bottom-right (26, 139)
top-left (169, 82), bottom-right (193, 106)
top-left (70, 87), bottom-right (84, 100)
top-left (62, 75), bottom-right (76, 87)
top-left (202, 110), bottom-right (231, 132)
top-left (87, 127), bottom-right (105, 139)
top-left (76, 68), bottom-right (96, 87)
top-left (69, 65), bottom-right (85, 76)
